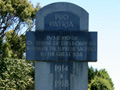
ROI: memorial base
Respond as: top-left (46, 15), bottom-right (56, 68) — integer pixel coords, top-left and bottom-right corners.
top-left (35, 61), bottom-right (88, 90)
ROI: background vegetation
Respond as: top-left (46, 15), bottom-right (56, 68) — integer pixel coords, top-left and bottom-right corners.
top-left (88, 67), bottom-right (114, 90)
top-left (0, 0), bottom-right (40, 38)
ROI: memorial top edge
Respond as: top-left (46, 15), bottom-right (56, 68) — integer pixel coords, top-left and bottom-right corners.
top-left (36, 2), bottom-right (88, 15)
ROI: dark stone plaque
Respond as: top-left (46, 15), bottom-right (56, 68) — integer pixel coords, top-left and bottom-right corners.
top-left (26, 31), bottom-right (97, 62)
top-left (45, 12), bottom-right (80, 31)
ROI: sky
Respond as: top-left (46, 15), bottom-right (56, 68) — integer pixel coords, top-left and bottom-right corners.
top-left (29, 0), bottom-right (120, 89)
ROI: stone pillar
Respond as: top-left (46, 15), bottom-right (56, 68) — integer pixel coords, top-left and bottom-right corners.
top-left (35, 62), bottom-right (88, 90)
top-left (35, 2), bottom-right (89, 90)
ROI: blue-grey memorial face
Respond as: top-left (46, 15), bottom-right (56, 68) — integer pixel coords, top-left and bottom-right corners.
top-left (28, 2), bottom-right (97, 90)
top-left (45, 12), bottom-right (80, 30)
top-left (26, 9), bottom-right (97, 62)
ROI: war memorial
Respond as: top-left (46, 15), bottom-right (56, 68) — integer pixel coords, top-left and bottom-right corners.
top-left (26, 2), bottom-right (97, 90)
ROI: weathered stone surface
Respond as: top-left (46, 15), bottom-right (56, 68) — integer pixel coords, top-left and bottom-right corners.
top-left (36, 2), bottom-right (88, 31)
top-left (35, 2), bottom-right (89, 90)
top-left (35, 62), bottom-right (88, 90)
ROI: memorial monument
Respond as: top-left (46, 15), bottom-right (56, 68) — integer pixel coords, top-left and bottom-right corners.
top-left (26, 2), bottom-right (97, 90)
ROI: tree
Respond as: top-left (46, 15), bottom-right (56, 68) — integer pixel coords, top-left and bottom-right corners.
top-left (0, 0), bottom-right (40, 38)
top-left (88, 67), bottom-right (97, 83)
top-left (88, 67), bottom-right (114, 90)
top-left (0, 0), bottom-right (40, 89)
top-left (0, 37), bottom-right (3, 57)
top-left (0, 30), bottom-right (34, 89)
top-left (1, 30), bottom-right (26, 59)
top-left (90, 76), bottom-right (113, 90)
top-left (95, 69), bottom-right (114, 89)
top-left (0, 58), bottom-right (34, 90)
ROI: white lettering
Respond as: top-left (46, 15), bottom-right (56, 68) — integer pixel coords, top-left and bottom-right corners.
top-left (49, 21), bottom-right (74, 28)
top-left (55, 14), bottom-right (69, 20)
top-left (55, 80), bottom-right (69, 87)
top-left (55, 65), bottom-right (68, 72)
top-left (73, 52), bottom-right (83, 57)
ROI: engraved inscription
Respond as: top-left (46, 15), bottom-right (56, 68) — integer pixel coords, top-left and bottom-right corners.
top-left (50, 62), bottom-right (73, 90)
top-left (49, 14), bottom-right (74, 28)
top-left (54, 64), bottom-right (69, 89)
top-left (26, 35), bottom-right (97, 57)
top-left (55, 80), bottom-right (69, 88)
top-left (45, 12), bottom-right (80, 30)
top-left (26, 31), bottom-right (97, 61)
top-left (55, 65), bottom-right (68, 72)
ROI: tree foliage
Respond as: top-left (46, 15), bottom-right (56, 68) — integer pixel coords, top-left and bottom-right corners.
top-left (96, 69), bottom-right (114, 88)
top-left (0, 0), bottom-right (40, 38)
top-left (0, 58), bottom-right (34, 90)
top-left (90, 76), bottom-right (113, 90)
top-left (0, 30), bottom-right (26, 59)
top-left (88, 67), bottom-right (114, 90)
top-left (0, 30), bottom-right (34, 89)
top-left (88, 67), bottom-right (97, 83)
top-left (0, 0), bottom-right (38, 89)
